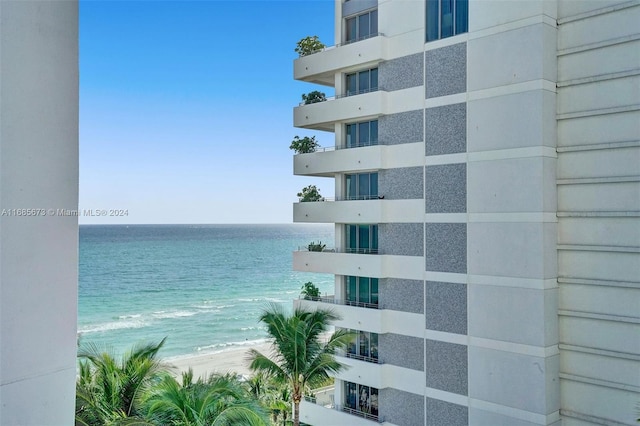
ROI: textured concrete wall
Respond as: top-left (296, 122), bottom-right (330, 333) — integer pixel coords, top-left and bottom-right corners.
top-left (425, 163), bottom-right (467, 213)
top-left (425, 281), bottom-right (467, 335)
top-left (379, 223), bottom-right (423, 256)
top-left (379, 166), bottom-right (423, 200)
top-left (425, 340), bottom-right (468, 395)
top-left (425, 223), bottom-right (467, 273)
top-left (379, 333), bottom-right (424, 371)
top-left (426, 42), bottom-right (467, 98)
top-left (379, 53), bottom-right (424, 92)
top-left (426, 102), bottom-right (467, 155)
top-left (380, 388), bottom-right (425, 426)
top-left (379, 278), bottom-right (424, 314)
top-left (426, 398), bottom-right (468, 426)
top-left (379, 109), bottom-right (423, 145)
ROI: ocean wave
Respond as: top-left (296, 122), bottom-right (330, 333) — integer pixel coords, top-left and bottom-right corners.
top-left (193, 338), bottom-right (270, 354)
top-left (79, 320), bottom-right (148, 334)
top-left (152, 310), bottom-right (198, 319)
top-left (117, 314), bottom-right (142, 320)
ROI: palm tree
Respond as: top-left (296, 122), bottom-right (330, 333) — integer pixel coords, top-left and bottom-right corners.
top-left (76, 339), bottom-right (167, 426)
top-left (247, 304), bottom-right (352, 426)
top-left (145, 369), bottom-right (269, 426)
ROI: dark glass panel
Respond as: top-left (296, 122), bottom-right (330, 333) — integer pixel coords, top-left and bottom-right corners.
top-left (347, 225), bottom-right (357, 251)
top-left (346, 17), bottom-right (357, 42)
top-left (455, 0), bottom-right (468, 34)
top-left (358, 122), bottom-right (369, 145)
top-left (359, 70), bottom-right (370, 93)
top-left (359, 225), bottom-right (370, 251)
top-left (358, 173), bottom-right (370, 199)
top-left (371, 278), bottom-right (379, 304)
top-left (359, 277), bottom-right (370, 303)
top-left (426, 0), bottom-right (439, 41)
top-left (370, 120), bottom-right (378, 144)
top-left (370, 68), bottom-right (378, 90)
top-left (346, 73), bottom-right (357, 96)
top-left (346, 123), bottom-right (356, 148)
top-left (371, 10), bottom-right (378, 35)
top-left (346, 174), bottom-right (356, 200)
top-left (441, 0), bottom-right (454, 38)
top-left (370, 173), bottom-right (378, 198)
top-left (371, 225), bottom-right (378, 252)
top-left (347, 276), bottom-right (357, 302)
top-left (358, 13), bottom-right (370, 39)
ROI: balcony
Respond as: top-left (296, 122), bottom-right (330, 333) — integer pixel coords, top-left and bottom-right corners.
top-left (294, 34), bottom-right (387, 85)
top-left (293, 198), bottom-right (424, 224)
top-left (294, 90), bottom-right (386, 131)
top-left (294, 141), bottom-right (424, 177)
top-left (300, 295), bottom-right (379, 310)
top-left (293, 249), bottom-right (424, 281)
top-left (301, 387), bottom-right (382, 425)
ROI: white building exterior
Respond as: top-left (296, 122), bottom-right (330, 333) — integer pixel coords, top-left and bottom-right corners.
top-left (0, 1), bottom-right (79, 424)
top-left (292, 0), bottom-right (639, 425)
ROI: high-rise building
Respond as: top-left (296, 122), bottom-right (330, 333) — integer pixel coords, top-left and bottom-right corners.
top-left (292, 0), bottom-right (639, 425)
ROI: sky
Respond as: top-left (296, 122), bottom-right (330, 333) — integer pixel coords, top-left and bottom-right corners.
top-left (79, 0), bottom-right (335, 224)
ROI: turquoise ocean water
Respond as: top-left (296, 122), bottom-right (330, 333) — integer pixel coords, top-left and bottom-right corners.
top-left (78, 224), bottom-right (334, 359)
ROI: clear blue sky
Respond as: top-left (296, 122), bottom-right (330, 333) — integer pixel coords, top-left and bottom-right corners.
top-left (80, 0), bottom-right (335, 224)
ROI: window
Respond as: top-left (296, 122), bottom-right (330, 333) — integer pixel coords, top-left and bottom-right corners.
top-left (344, 382), bottom-right (379, 417)
top-left (347, 329), bottom-right (379, 361)
top-left (345, 68), bottom-right (378, 96)
top-left (345, 173), bottom-right (378, 200)
top-left (346, 276), bottom-right (379, 307)
top-left (426, 0), bottom-right (468, 41)
top-left (345, 9), bottom-right (378, 43)
top-left (345, 224), bottom-right (378, 254)
top-left (345, 120), bottom-right (378, 148)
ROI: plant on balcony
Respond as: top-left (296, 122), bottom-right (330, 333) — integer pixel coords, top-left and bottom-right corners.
top-left (301, 90), bottom-right (327, 105)
top-left (297, 185), bottom-right (324, 202)
top-left (300, 281), bottom-right (321, 300)
top-left (307, 241), bottom-right (326, 252)
top-left (289, 135), bottom-right (320, 154)
top-left (295, 35), bottom-right (326, 57)
top-left (247, 304), bottom-right (353, 426)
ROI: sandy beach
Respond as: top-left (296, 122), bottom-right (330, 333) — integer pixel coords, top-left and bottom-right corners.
top-left (166, 341), bottom-right (274, 379)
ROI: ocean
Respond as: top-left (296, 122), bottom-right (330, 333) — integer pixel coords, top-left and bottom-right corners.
top-left (78, 224), bottom-right (334, 359)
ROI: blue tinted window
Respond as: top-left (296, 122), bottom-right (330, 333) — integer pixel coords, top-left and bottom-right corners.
top-left (426, 0), bottom-right (468, 41)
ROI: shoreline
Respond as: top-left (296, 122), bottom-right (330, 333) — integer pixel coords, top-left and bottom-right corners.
top-left (165, 340), bottom-right (274, 378)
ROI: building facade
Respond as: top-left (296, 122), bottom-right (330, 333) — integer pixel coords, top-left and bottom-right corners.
top-left (0, 1), bottom-right (79, 424)
top-left (292, 0), bottom-right (639, 425)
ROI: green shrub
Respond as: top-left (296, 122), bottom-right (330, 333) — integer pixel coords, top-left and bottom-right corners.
top-left (297, 185), bottom-right (324, 202)
top-left (301, 91), bottom-right (327, 105)
top-left (290, 136), bottom-right (320, 154)
top-left (295, 36), bottom-right (326, 57)
top-left (307, 241), bottom-right (326, 252)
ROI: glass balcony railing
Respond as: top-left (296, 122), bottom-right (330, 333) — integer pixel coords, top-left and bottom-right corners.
top-left (298, 295), bottom-right (379, 310)
top-left (296, 247), bottom-right (378, 254)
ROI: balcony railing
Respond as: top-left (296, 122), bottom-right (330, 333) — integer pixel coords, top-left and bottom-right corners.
top-left (297, 87), bottom-right (381, 106)
top-left (338, 405), bottom-right (381, 423)
top-left (294, 140), bottom-right (381, 154)
top-left (304, 387), bottom-right (383, 423)
top-left (345, 352), bottom-right (381, 364)
top-left (299, 295), bottom-right (380, 310)
top-left (296, 247), bottom-right (378, 254)
top-left (298, 33), bottom-right (385, 57)
top-left (336, 87), bottom-right (379, 99)
top-left (345, 247), bottom-right (379, 254)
